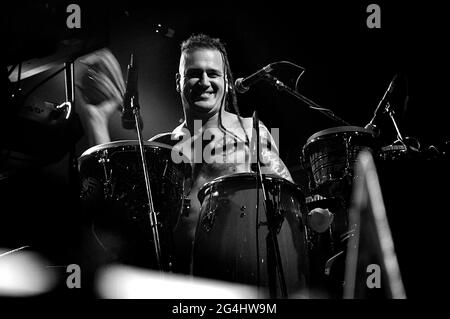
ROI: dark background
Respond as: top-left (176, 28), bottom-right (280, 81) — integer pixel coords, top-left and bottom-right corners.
top-left (1, 1), bottom-right (449, 298)
top-left (3, 1), bottom-right (449, 161)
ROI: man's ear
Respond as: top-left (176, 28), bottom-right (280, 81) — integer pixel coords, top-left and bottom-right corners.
top-left (175, 73), bottom-right (181, 92)
top-left (224, 75), bottom-right (229, 94)
top-left (227, 83), bottom-right (233, 94)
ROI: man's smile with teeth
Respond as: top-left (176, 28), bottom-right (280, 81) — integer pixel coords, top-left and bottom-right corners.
top-left (196, 91), bottom-right (214, 99)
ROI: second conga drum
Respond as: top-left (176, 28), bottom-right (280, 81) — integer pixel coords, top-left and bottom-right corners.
top-left (192, 173), bottom-right (309, 297)
top-left (78, 140), bottom-right (191, 271)
top-left (302, 126), bottom-right (377, 193)
top-left (301, 126), bottom-right (377, 296)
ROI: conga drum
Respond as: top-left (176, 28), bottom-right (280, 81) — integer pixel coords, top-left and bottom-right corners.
top-left (78, 140), bottom-right (191, 271)
top-left (301, 126), bottom-right (377, 296)
top-left (192, 172), bottom-right (309, 297)
top-left (302, 126), bottom-right (377, 193)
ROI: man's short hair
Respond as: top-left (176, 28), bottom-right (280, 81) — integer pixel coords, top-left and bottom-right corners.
top-left (180, 33), bottom-right (238, 112)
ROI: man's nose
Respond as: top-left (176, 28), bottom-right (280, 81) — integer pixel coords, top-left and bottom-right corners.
top-left (198, 72), bottom-right (211, 87)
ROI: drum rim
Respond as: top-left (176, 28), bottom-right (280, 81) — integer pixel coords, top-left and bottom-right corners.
top-left (197, 172), bottom-right (303, 204)
top-left (79, 140), bottom-right (189, 162)
top-left (305, 126), bottom-right (375, 145)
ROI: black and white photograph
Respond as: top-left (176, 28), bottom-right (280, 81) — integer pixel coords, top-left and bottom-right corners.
top-left (1, 0), bottom-right (449, 306)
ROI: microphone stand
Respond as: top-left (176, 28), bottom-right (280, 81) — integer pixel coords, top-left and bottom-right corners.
top-left (252, 111), bottom-right (288, 298)
top-left (263, 74), bottom-right (351, 126)
top-left (127, 67), bottom-right (163, 271)
top-left (64, 60), bottom-right (80, 204)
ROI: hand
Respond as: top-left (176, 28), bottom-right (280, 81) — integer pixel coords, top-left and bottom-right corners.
top-left (77, 48), bottom-right (125, 118)
top-left (76, 49), bottom-right (125, 145)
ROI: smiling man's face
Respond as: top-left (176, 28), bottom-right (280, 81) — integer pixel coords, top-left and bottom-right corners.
top-left (177, 48), bottom-right (226, 118)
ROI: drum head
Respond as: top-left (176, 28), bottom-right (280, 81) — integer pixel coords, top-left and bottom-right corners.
top-left (78, 140), bottom-right (191, 166)
top-left (197, 172), bottom-right (304, 204)
top-left (305, 126), bottom-right (375, 146)
top-left (78, 140), bottom-right (190, 271)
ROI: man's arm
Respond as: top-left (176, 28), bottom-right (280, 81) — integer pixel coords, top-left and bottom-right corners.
top-left (258, 123), bottom-right (294, 182)
top-left (76, 49), bottom-right (125, 147)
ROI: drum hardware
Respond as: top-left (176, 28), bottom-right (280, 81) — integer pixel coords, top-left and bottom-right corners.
top-left (240, 206), bottom-right (247, 218)
top-left (182, 196), bottom-right (191, 217)
top-left (98, 149), bottom-right (113, 199)
top-left (323, 226), bottom-right (356, 277)
top-left (161, 159), bottom-right (169, 179)
top-left (324, 251), bottom-right (344, 276)
top-left (379, 137), bottom-right (448, 161)
top-left (257, 221), bottom-right (269, 227)
top-left (199, 193), bottom-right (235, 232)
top-left (344, 135), bottom-right (353, 178)
top-left (200, 210), bottom-right (216, 233)
top-left (341, 228), bottom-right (356, 243)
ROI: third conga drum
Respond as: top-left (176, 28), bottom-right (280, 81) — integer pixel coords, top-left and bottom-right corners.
top-left (78, 140), bottom-right (191, 271)
top-left (192, 172), bottom-right (310, 298)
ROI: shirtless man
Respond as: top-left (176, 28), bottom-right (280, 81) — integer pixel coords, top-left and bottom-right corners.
top-left (77, 34), bottom-right (293, 273)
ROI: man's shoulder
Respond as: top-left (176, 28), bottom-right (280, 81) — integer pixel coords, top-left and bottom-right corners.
top-left (148, 123), bottom-right (187, 146)
top-left (223, 111), bottom-right (270, 129)
top-left (222, 111), bottom-right (252, 129)
top-left (149, 132), bottom-right (177, 146)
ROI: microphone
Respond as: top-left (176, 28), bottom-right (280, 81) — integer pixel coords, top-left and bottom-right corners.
top-left (122, 53), bottom-right (143, 130)
top-left (365, 74), bottom-right (398, 130)
top-left (235, 64), bottom-right (274, 93)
